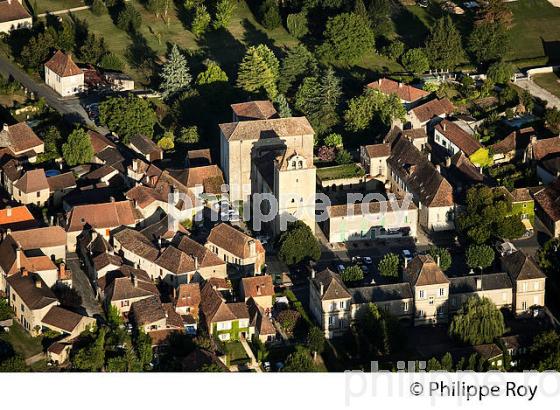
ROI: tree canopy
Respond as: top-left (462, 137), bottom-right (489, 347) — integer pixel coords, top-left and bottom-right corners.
top-left (449, 296), bottom-right (505, 345)
top-left (278, 221), bottom-right (321, 266)
top-left (378, 253), bottom-right (400, 278)
top-left (160, 44), bottom-right (192, 99)
top-left (99, 95), bottom-right (158, 143)
top-left (425, 16), bottom-right (464, 70)
top-left (62, 128), bottom-right (94, 167)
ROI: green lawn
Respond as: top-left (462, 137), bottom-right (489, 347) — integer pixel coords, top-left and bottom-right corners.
top-left (533, 72), bottom-right (560, 98)
top-left (316, 164), bottom-right (366, 181)
top-left (225, 341), bottom-right (249, 364)
top-left (508, 0), bottom-right (560, 62)
top-left (29, 0), bottom-right (85, 14)
top-left (0, 322), bottom-right (43, 359)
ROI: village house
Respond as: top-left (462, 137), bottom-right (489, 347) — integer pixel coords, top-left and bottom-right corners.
top-left (501, 251), bottom-right (547, 316)
top-left (200, 281), bottom-right (253, 341)
top-left (407, 98), bottom-right (454, 130)
top-left (41, 306), bottom-right (96, 338)
top-left (309, 269), bottom-right (352, 339)
top-left (128, 134), bottom-right (163, 162)
top-left (10, 226), bottom-right (67, 261)
top-left (324, 199), bottom-right (418, 243)
top-left (0, 205), bottom-right (37, 232)
top-left (175, 282), bottom-right (201, 334)
top-left (0, 0), bottom-right (32, 34)
top-left (247, 297), bottom-right (276, 343)
top-left (387, 134), bottom-right (455, 231)
top-left (239, 275), bottom-right (274, 311)
top-left (6, 270), bottom-right (59, 336)
top-left (433, 119), bottom-right (482, 158)
top-left (47, 172), bottom-right (77, 207)
top-left (350, 283), bottom-right (414, 320)
top-left (44, 50), bottom-right (84, 97)
top-left (533, 181), bottom-right (560, 237)
top-left (448, 273), bottom-right (513, 313)
top-left (129, 295), bottom-right (183, 334)
top-left (490, 127), bottom-right (535, 165)
top-left (360, 143), bottom-right (391, 180)
top-left (65, 200), bottom-right (138, 251)
top-left (0, 123), bottom-right (44, 161)
top-left (219, 104), bottom-right (316, 234)
top-left (12, 169), bottom-right (50, 206)
top-left (367, 78), bottom-right (430, 108)
top-left (206, 223), bottom-right (266, 275)
top-left (526, 135), bottom-right (560, 184)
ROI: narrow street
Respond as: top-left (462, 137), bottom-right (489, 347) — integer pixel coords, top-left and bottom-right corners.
top-left (65, 253), bottom-right (103, 318)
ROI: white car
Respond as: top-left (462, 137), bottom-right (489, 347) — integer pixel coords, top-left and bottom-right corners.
top-left (363, 256), bottom-right (373, 265)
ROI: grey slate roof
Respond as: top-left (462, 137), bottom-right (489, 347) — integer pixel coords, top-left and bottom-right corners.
top-left (448, 272), bottom-right (513, 294)
top-left (351, 283), bottom-right (413, 304)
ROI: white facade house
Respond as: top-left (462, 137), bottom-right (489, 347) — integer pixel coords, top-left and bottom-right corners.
top-left (0, 0), bottom-right (32, 34)
top-left (44, 50), bottom-right (84, 97)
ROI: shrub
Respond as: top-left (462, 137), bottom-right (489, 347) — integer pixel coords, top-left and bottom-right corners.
top-left (286, 12), bottom-right (308, 39)
top-left (91, 0), bottom-right (108, 16)
top-left (277, 309), bottom-right (301, 334)
top-left (259, 0), bottom-right (281, 30)
top-left (317, 146), bottom-right (336, 162)
top-left (335, 149), bottom-right (353, 165)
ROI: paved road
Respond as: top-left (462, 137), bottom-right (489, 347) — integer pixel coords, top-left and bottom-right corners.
top-left (66, 253), bottom-right (103, 318)
top-left (516, 78), bottom-right (560, 109)
top-left (0, 52), bottom-right (104, 131)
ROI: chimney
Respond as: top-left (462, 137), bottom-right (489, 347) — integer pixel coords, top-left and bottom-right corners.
top-left (476, 277), bottom-right (482, 291)
top-left (194, 256), bottom-right (199, 271)
top-left (6, 228), bottom-right (11, 236)
top-left (248, 240), bottom-right (256, 257)
top-left (442, 122), bottom-right (447, 132)
top-left (132, 160), bottom-right (138, 172)
top-left (435, 164), bottom-right (441, 173)
top-left (58, 262), bottom-right (65, 279)
top-left (16, 246), bottom-right (22, 270)
top-left (21, 268), bottom-right (28, 277)
top-left (404, 257), bottom-right (408, 269)
top-left (34, 277), bottom-right (42, 288)
top-left (132, 274), bottom-right (138, 288)
top-left (157, 237), bottom-right (162, 249)
top-left (6, 206), bottom-right (12, 217)
top-left (311, 268), bottom-right (316, 279)
top-left (110, 196), bottom-right (115, 203)
top-left (436, 255), bottom-right (441, 267)
top-left (2, 123), bottom-right (8, 132)
top-left (445, 156), bottom-right (452, 168)
top-left (319, 282), bottom-right (324, 296)
top-left (256, 285), bottom-right (261, 296)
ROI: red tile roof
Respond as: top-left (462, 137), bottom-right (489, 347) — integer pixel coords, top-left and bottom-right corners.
top-left (367, 78), bottom-right (429, 103)
top-left (411, 98), bottom-right (454, 123)
top-left (435, 120), bottom-right (482, 156)
top-left (0, 0), bottom-right (31, 23)
top-left (0, 122), bottom-right (43, 155)
top-left (45, 50), bottom-right (82, 77)
top-left (14, 169), bottom-right (49, 193)
top-left (66, 200), bottom-right (137, 232)
top-left (231, 100), bottom-right (278, 121)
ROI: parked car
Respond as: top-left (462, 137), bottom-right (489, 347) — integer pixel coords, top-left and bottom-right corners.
top-left (402, 249), bottom-right (413, 263)
top-left (363, 256), bottom-right (373, 265)
top-left (417, 0), bottom-right (429, 7)
top-left (496, 241), bottom-right (517, 256)
top-left (336, 264), bottom-right (345, 274)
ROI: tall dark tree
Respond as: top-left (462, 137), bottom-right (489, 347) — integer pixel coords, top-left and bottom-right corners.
top-left (278, 221), bottom-right (321, 266)
top-left (468, 21), bottom-right (510, 64)
top-left (425, 16), bottom-right (464, 70)
top-left (449, 297), bottom-right (505, 345)
top-left (279, 45), bottom-right (318, 95)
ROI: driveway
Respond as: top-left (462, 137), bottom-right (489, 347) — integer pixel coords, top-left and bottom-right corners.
top-left (65, 253), bottom-right (103, 318)
top-left (0, 53), bottom-right (106, 132)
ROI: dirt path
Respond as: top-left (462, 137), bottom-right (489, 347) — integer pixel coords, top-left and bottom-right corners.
top-left (516, 78), bottom-right (560, 109)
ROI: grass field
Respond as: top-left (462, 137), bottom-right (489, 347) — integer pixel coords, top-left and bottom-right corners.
top-left (0, 323), bottom-right (43, 359)
top-left (533, 72), bottom-right (560, 98)
top-left (29, 0), bottom-right (85, 14)
top-left (508, 0), bottom-right (560, 62)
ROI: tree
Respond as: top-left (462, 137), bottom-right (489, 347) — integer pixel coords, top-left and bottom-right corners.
top-left (237, 46), bottom-right (278, 98)
top-left (357, 303), bottom-right (402, 357)
top-left (177, 125), bottom-right (200, 145)
top-left (278, 221), bottom-right (321, 266)
top-left (91, 0), bottom-right (108, 16)
top-left (537, 238), bottom-right (560, 279)
top-left (286, 12), bottom-right (308, 39)
top-left (526, 330), bottom-right (560, 371)
top-left (307, 327), bottom-right (325, 360)
top-left (191, 4), bottom-right (211, 37)
top-left (401, 48), bottom-right (429, 75)
top-left (426, 357), bottom-right (442, 371)
top-left (381, 40), bottom-right (404, 60)
top-left (341, 265), bottom-right (364, 283)
top-left (466, 244), bottom-right (495, 270)
top-left (441, 352), bottom-right (453, 371)
top-left (282, 346), bottom-right (317, 372)
top-left (259, 0), bottom-right (281, 30)
top-left (274, 93), bottom-right (292, 118)
top-left (545, 107), bottom-right (560, 130)
top-left (79, 33), bottom-right (108, 64)
top-left (62, 128), bottom-right (93, 166)
top-left (134, 328), bottom-right (153, 370)
top-left (72, 328), bottom-right (106, 371)
top-left (449, 296), bottom-right (505, 345)
top-left (427, 247), bottom-right (452, 272)
top-left (477, 0), bottom-right (513, 28)
top-left (495, 215), bottom-right (526, 240)
top-left (368, 0), bottom-right (393, 36)
top-left (117, 4), bottom-right (142, 32)
top-left (318, 13), bottom-right (374, 64)
top-left (41, 126), bottom-right (63, 161)
top-left (425, 16), bottom-right (464, 70)
top-left (378, 253), bottom-right (400, 278)
top-left (55, 19), bottom-right (76, 52)
top-left (99, 95), bottom-right (157, 143)
top-left (157, 131), bottom-right (175, 151)
top-left (520, 89), bottom-right (534, 113)
top-left (344, 89), bottom-right (406, 131)
top-left (100, 53), bottom-right (124, 71)
top-left (279, 45), bottom-right (317, 94)
top-left (468, 21), bottom-right (510, 64)
top-left (335, 149), bottom-right (352, 165)
top-left (213, 0), bottom-right (235, 29)
top-left (146, 0), bottom-right (166, 17)
top-left (324, 133), bottom-right (343, 147)
top-left (21, 31), bottom-right (55, 69)
top-left (487, 61), bottom-right (514, 84)
top-left (160, 44), bottom-right (192, 99)
top-left (0, 299), bottom-right (13, 321)
top-left (0, 355), bottom-right (27, 372)
top-left (196, 60), bottom-right (228, 85)
top-left (294, 68), bottom-right (342, 135)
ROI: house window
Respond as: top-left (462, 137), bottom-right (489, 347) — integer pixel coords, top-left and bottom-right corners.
top-left (219, 333), bottom-right (230, 341)
top-left (121, 300), bottom-right (129, 308)
top-left (217, 322), bottom-right (232, 331)
top-left (403, 301), bottom-right (409, 312)
top-left (429, 297), bottom-right (434, 305)
top-left (439, 288), bottom-right (445, 297)
top-left (328, 316), bottom-right (336, 327)
top-left (339, 301), bottom-right (345, 309)
top-left (36, 192), bottom-right (40, 198)
top-left (20, 304), bottom-right (25, 313)
top-left (419, 290), bottom-right (425, 299)
top-left (522, 301), bottom-right (528, 310)
top-left (339, 319), bottom-right (345, 329)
